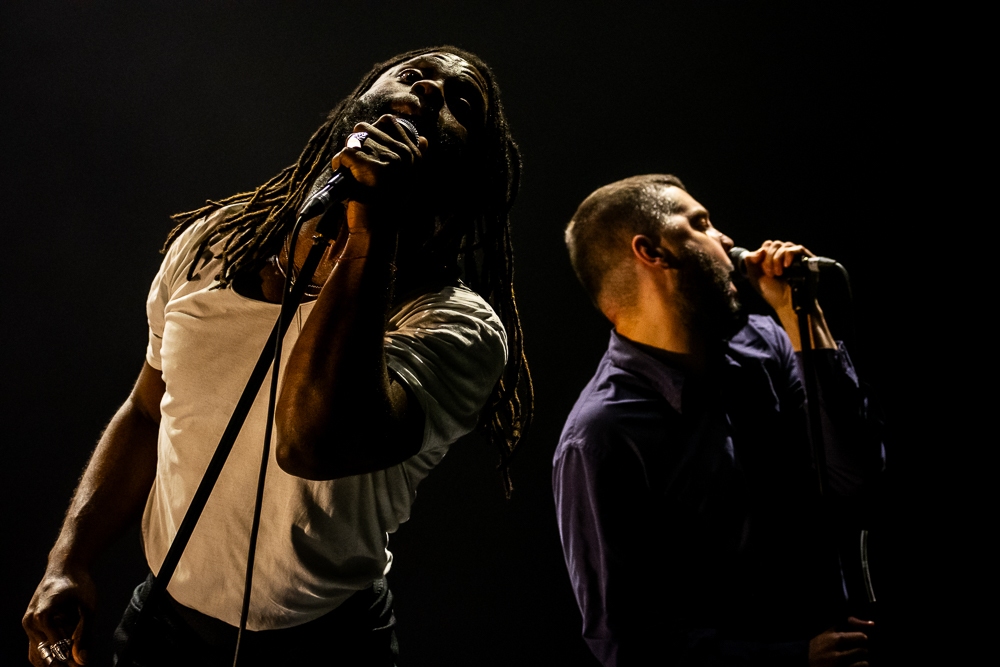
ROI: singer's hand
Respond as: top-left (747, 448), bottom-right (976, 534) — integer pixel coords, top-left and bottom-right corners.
top-left (807, 617), bottom-right (873, 667)
top-left (330, 115), bottom-right (429, 232)
top-left (742, 240), bottom-right (814, 313)
top-left (743, 240), bottom-right (834, 351)
top-left (23, 565), bottom-right (95, 666)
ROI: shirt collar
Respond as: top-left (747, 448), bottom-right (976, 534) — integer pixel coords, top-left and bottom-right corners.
top-left (606, 329), bottom-right (747, 414)
top-left (606, 329), bottom-right (688, 413)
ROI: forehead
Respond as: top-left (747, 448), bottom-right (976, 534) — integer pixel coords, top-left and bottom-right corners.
top-left (658, 185), bottom-right (705, 216)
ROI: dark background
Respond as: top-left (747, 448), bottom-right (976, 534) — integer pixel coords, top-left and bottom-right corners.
top-left (3, 1), bottom-right (938, 664)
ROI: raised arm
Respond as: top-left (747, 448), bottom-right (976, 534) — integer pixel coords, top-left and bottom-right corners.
top-left (743, 239), bottom-right (884, 497)
top-left (23, 361), bottom-right (163, 667)
top-left (275, 116), bottom-right (429, 480)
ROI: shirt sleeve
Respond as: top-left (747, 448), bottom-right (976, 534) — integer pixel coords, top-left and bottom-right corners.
top-left (383, 286), bottom-right (508, 452)
top-left (761, 315), bottom-right (885, 505)
top-left (145, 209), bottom-right (230, 371)
top-left (796, 343), bottom-right (886, 508)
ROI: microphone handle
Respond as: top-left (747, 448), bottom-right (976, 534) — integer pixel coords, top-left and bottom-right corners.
top-left (298, 169), bottom-right (353, 220)
top-left (298, 118), bottom-right (420, 220)
top-left (729, 246), bottom-right (838, 277)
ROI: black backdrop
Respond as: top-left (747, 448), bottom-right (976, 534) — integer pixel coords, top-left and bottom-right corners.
top-left (3, 2), bottom-right (934, 664)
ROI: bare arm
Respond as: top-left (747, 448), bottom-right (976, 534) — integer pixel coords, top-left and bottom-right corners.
top-left (23, 361), bottom-right (163, 667)
top-left (275, 116), bottom-right (427, 480)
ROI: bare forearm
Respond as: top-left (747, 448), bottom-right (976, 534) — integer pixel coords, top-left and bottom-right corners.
top-left (50, 399), bottom-right (159, 570)
top-left (774, 302), bottom-right (836, 352)
top-left (276, 224), bottom-right (420, 478)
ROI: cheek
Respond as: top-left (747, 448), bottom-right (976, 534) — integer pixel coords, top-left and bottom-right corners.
top-left (705, 238), bottom-right (732, 268)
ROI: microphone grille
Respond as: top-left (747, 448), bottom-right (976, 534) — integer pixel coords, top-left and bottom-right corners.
top-left (729, 246), bottom-right (750, 277)
top-left (396, 118), bottom-right (420, 141)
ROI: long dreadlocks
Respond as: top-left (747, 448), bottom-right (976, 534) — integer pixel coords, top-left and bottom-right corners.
top-left (164, 46), bottom-right (532, 496)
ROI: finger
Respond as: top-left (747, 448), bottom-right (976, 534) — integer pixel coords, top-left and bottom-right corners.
top-left (71, 611), bottom-right (89, 665)
top-left (344, 129), bottom-right (405, 165)
top-left (772, 242), bottom-right (799, 274)
top-left (39, 623), bottom-right (78, 666)
top-left (834, 631), bottom-right (870, 648)
top-left (23, 610), bottom-right (53, 666)
top-left (330, 148), bottom-right (393, 188)
top-left (781, 243), bottom-right (798, 269)
top-left (836, 645), bottom-right (869, 664)
top-left (760, 240), bottom-right (779, 277)
top-left (371, 115), bottom-right (426, 156)
top-left (27, 637), bottom-right (46, 667)
top-left (780, 243), bottom-right (810, 269)
top-left (351, 120), bottom-right (419, 167)
top-left (846, 616), bottom-right (875, 629)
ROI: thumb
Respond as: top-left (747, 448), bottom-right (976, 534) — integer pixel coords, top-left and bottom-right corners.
top-left (71, 606), bottom-right (91, 665)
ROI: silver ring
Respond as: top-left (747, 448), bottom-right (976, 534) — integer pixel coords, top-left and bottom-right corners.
top-left (346, 131), bottom-right (368, 149)
top-left (37, 642), bottom-right (55, 665)
top-left (51, 638), bottom-right (73, 662)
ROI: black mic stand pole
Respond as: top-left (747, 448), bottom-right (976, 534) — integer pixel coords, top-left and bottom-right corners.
top-left (117, 208), bottom-right (341, 665)
top-left (788, 261), bottom-right (877, 635)
top-left (789, 262), bottom-right (829, 499)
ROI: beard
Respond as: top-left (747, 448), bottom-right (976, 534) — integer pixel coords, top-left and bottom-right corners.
top-left (674, 245), bottom-right (746, 343)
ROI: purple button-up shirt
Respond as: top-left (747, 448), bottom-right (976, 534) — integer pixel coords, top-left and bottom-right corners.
top-left (553, 315), bottom-right (883, 666)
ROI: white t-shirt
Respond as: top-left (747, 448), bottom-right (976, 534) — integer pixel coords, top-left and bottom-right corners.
top-left (141, 209), bottom-right (507, 630)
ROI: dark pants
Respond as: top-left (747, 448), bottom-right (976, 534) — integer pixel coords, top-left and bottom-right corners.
top-left (113, 574), bottom-right (398, 666)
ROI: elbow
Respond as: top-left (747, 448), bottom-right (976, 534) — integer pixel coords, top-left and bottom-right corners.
top-left (274, 410), bottom-right (340, 480)
top-left (276, 438), bottom-right (319, 479)
top-left (274, 416), bottom-right (391, 481)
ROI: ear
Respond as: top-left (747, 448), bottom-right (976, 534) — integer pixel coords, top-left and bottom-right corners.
top-left (631, 235), bottom-right (676, 268)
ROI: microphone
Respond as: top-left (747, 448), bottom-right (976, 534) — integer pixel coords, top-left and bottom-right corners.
top-left (729, 246), bottom-right (840, 278)
top-left (298, 117), bottom-right (420, 220)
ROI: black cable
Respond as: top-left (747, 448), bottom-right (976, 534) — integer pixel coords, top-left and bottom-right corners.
top-left (231, 214), bottom-right (307, 665)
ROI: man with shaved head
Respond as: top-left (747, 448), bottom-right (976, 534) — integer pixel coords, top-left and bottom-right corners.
top-left (554, 175), bottom-right (883, 666)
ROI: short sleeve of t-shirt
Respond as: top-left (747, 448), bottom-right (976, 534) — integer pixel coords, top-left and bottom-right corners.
top-left (146, 212), bottom-right (224, 371)
top-left (384, 286), bottom-right (508, 452)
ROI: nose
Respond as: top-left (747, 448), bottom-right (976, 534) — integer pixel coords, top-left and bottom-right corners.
top-left (710, 227), bottom-right (734, 252)
top-left (410, 78), bottom-right (445, 116)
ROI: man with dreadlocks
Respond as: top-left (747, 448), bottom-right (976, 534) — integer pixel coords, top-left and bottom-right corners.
top-left (24, 47), bottom-right (531, 666)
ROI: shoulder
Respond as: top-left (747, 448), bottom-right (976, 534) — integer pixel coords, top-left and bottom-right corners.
top-left (384, 283), bottom-right (508, 450)
top-left (555, 357), bottom-right (668, 465)
top-left (731, 314), bottom-right (794, 360)
top-left (735, 314), bottom-right (785, 345)
top-left (158, 204), bottom-right (245, 286)
top-left (389, 283), bottom-right (504, 334)
top-left (387, 283), bottom-right (508, 365)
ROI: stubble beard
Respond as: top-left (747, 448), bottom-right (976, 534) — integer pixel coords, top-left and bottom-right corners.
top-left (675, 245), bottom-right (745, 343)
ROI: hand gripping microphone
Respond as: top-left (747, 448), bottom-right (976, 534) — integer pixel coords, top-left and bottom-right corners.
top-left (298, 117), bottom-right (421, 220)
top-left (729, 246), bottom-right (840, 278)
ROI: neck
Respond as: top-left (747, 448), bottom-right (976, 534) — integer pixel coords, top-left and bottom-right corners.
top-left (615, 312), bottom-right (711, 373)
top-left (610, 278), bottom-right (715, 372)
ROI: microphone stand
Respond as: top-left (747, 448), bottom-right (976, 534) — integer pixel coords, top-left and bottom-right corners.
top-left (789, 262), bottom-right (829, 499)
top-left (788, 261), bottom-right (877, 627)
top-left (117, 209), bottom-right (340, 665)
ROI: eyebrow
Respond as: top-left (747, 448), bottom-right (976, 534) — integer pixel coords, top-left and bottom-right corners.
top-left (403, 56), bottom-right (488, 100)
